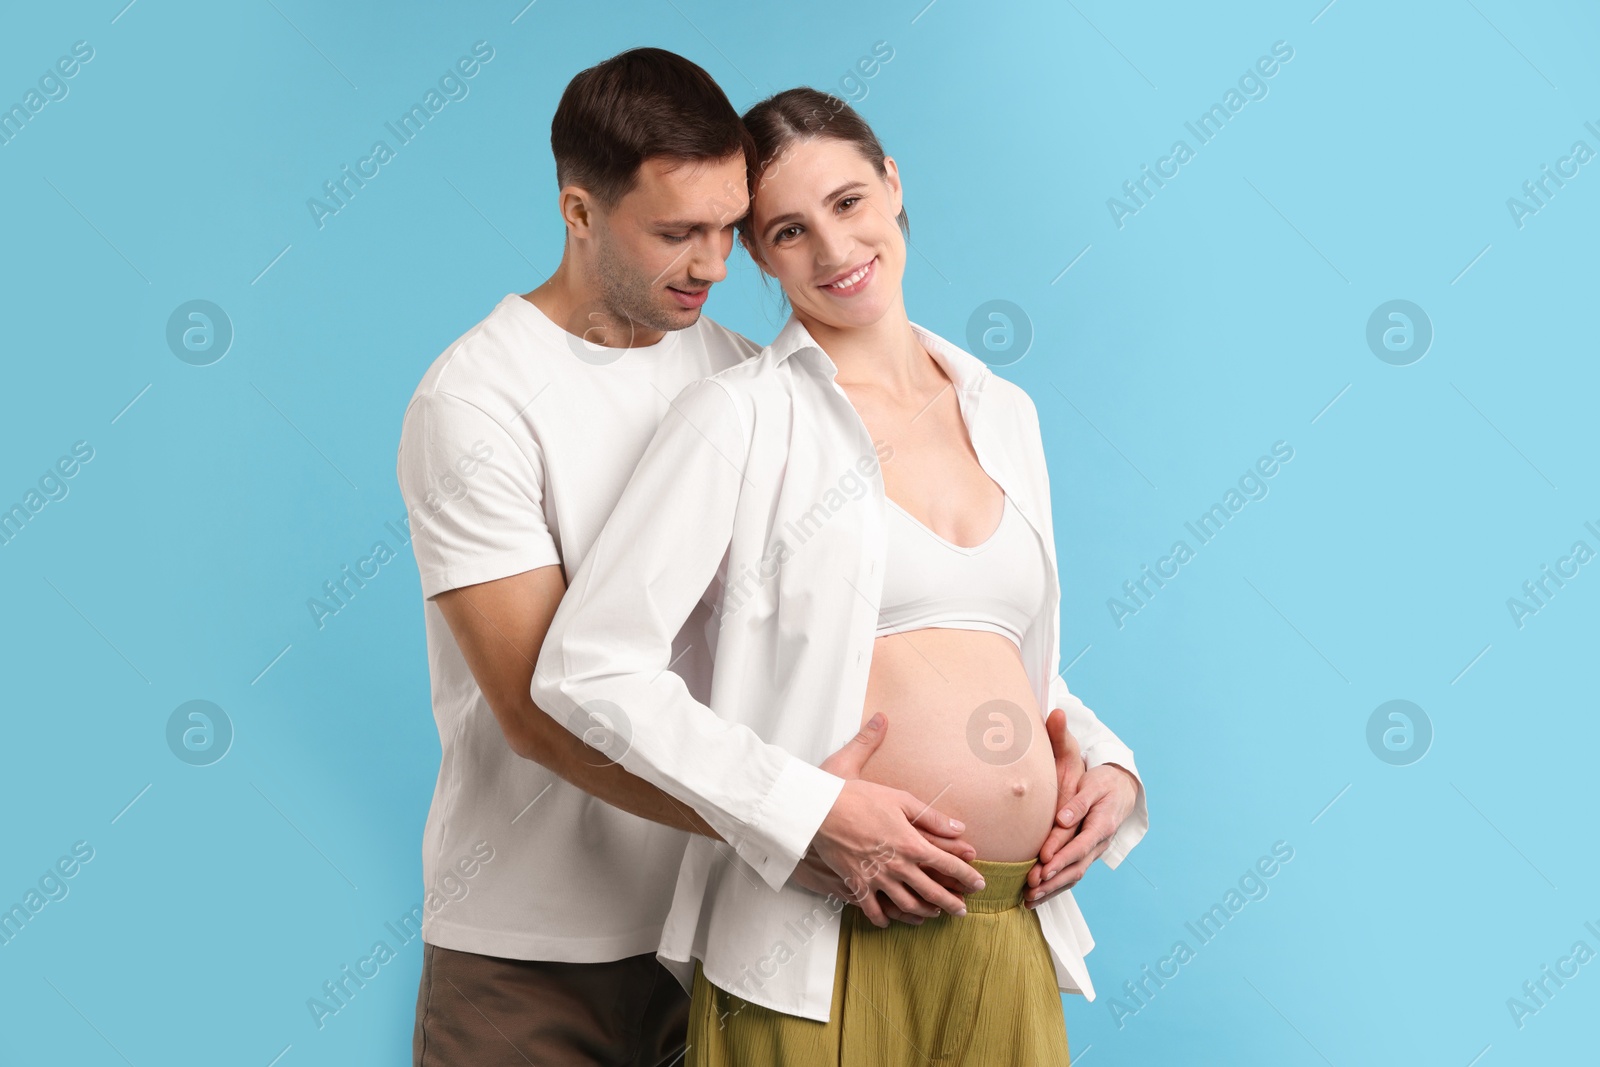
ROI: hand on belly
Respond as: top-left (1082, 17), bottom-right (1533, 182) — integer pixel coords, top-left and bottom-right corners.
top-left (857, 628), bottom-right (1057, 862)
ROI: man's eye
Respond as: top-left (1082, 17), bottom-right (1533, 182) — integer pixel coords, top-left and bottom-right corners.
top-left (663, 233), bottom-right (690, 243)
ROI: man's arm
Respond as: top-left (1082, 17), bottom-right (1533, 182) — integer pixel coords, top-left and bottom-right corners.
top-left (433, 565), bottom-right (722, 839)
top-left (439, 568), bottom-right (963, 923)
top-left (396, 389), bottom-right (723, 839)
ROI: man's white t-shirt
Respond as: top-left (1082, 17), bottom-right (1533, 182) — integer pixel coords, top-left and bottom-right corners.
top-left (395, 292), bottom-right (757, 961)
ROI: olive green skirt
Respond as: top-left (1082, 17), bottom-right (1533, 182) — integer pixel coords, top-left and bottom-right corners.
top-left (687, 859), bottom-right (1071, 1066)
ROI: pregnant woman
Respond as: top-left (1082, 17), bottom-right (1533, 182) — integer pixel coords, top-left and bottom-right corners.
top-left (534, 89), bottom-right (1147, 1065)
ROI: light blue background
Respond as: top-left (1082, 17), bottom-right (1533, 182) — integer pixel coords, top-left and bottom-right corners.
top-left (2, 1), bottom-right (1596, 1064)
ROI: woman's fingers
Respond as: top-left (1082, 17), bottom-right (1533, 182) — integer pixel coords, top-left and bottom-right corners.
top-left (1055, 766), bottom-right (1112, 831)
top-left (1046, 708), bottom-right (1084, 792)
top-left (1036, 823), bottom-right (1074, 869)
top-left (885, 857), bottom-right (969, 919)
top-left (872, 873), bottom-right (941, 923)
top-left (1026, 849), bottom-right (1098, 907)
top-left (914, 824), bottom-right (977, 862)
top-left (1029, 828), bottom-right (1112, 905)
top-left (902, 790), bottom-right (972, 844)
top-left (1026, 830), bottom-right (1107, 905)
top-left (900, 839), bottom-right (981, 914)
top-left (819, 711), bottom-right (888, 778)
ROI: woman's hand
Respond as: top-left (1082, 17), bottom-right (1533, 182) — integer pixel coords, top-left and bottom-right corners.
top-left (790, 712), bottom-right (982, 927)
top-left (1025, 739), bottom-right (1139, 909)
top-left (1025, 708), bottom-right (1087, 899)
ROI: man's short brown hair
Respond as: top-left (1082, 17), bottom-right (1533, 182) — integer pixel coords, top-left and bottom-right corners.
top-left (551, 47), bottom-right (754, 207)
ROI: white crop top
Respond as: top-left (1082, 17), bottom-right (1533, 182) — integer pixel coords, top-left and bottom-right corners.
top-left (875, 492), bottom-right (1049, 649)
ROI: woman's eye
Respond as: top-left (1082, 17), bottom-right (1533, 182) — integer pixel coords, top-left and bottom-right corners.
top-left (776, 226), bottom-right (801, 242)
top-left (838, 196), bottom-right (860, 211)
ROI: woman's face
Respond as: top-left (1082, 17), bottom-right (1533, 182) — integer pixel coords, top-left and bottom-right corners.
top-left (742, 136), bottom-right (905, 331)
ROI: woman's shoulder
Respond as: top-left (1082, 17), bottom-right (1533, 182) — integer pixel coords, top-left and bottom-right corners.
top-left (909, 320), bottom-right (1040, 421)
top-left (691, 342), bottom-right (795, 406)
top-left (981, 371), bottom-right (1041, 424)
top-left (656, 347), bottom-right (793, 454)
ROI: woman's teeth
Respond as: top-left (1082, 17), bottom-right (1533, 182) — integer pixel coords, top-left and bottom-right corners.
top-left (828, 261), bottom-right (872, 289)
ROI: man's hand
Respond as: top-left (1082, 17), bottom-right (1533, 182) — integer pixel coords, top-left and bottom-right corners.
top-left (797, 712), bottom-right (984, 928)
top-left (1025, 755), bottom-right (1140, 908)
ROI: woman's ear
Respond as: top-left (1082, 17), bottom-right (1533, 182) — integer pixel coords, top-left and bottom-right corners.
top-left (882, 155), bottom-right (903, 221)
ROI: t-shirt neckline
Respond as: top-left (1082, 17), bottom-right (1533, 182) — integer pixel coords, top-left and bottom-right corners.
top-left (503, 292), bottom-right (686, 361)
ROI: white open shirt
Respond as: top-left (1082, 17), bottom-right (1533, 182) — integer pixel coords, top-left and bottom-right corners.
top-left (532, 312), bottom-right (1150, 1023)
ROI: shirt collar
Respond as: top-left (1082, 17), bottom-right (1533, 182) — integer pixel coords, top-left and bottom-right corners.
top-left (767, 312), bottom-right (992, 399)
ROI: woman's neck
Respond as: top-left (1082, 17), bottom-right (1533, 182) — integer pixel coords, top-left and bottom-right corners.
top-left (795, 298), bottom-right (931, 395)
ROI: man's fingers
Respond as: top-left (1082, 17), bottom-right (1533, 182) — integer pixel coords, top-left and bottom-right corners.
top-left (819, 712), bottom-right (888, 778)
top-left (881, 898), bottom-right (924, 926)
top-left (852, 882), bottom-right (889, 927)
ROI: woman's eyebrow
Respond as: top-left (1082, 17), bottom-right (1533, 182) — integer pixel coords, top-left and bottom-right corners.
top-left (764, 181), bottom-right (869, 236)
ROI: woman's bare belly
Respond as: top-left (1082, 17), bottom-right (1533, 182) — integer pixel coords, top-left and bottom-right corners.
top-left (857, 628), bottom-right (1056, 862)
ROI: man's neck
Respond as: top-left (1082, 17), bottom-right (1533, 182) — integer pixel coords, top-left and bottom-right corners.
top-left (521, 259), bottom-right (667, 349)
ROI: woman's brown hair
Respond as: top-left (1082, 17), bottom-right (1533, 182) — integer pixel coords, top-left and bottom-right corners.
top-left (737, 88), bottom-right (910, 249)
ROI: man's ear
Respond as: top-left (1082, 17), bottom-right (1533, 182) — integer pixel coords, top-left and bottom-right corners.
top-left (558, 185), bottom-right (596, 239)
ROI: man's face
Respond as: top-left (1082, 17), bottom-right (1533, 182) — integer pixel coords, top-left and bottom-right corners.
top-left (588, 153), bottom-right (749, 338)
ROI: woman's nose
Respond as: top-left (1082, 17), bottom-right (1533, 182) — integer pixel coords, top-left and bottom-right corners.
top-left (812, 221), bottom-right (853, 275)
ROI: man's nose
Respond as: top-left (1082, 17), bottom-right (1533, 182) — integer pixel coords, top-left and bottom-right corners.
top-left (688, 234), bottom-right (729, 284)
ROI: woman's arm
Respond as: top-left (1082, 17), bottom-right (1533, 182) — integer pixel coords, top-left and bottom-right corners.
top-left (434, 566), bottom-right (722, 840)
top-left (1014, 385), bottom-right (1150, 901)
top-left (1046, 673), bottom-right (1149, 868)
top-left (532, 375), bottom-right (986, 921)
top-left (531, 377), bottom-right (842, 891)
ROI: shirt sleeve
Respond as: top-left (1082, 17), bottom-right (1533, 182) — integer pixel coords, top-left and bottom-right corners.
top-left (1019, 383), bottom-right (1150, 869)
top-left (1048, 673), bottom-right (1149, 868)
top-left (396, 391), bottom-right (562, 598)
top-left (531, 377), bottom-right (846, 892)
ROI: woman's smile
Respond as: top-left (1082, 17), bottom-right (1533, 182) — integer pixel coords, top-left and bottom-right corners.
top-left (819, 255), bottom-right (878, 297)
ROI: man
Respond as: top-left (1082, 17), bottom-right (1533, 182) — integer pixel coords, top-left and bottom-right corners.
top-left (397, 47), bottom-right (1145, 1066)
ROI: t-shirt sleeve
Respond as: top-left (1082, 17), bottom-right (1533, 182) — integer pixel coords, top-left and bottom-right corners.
top-left (396, 391), bottom-right (562, 598)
